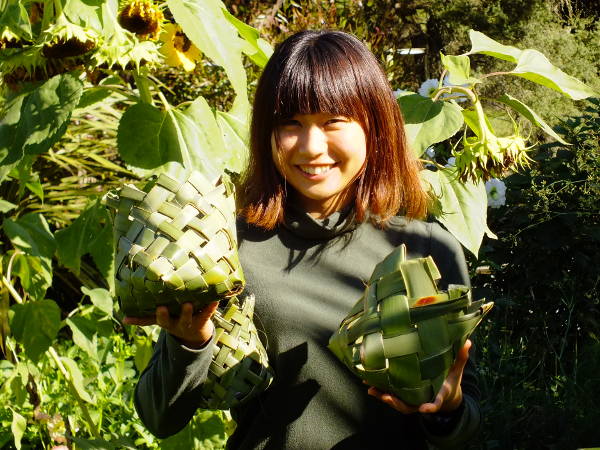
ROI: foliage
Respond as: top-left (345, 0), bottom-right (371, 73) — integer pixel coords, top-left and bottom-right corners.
top-left (470, 98), bottom-right (600, 449)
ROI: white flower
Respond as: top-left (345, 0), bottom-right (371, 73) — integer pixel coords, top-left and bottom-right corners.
top-left (439, 75), bottom-right (469, 102)
top-left (425, 146), bottom-right (436, 158)
top-left (418, 79), bottom-right (439, 98)
top-left (445, 156), bottom-right (456, 168)
top-left (485, 178), bottom-right (507, 208)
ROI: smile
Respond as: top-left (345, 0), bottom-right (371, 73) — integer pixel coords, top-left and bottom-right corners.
top-left (298, 164), bottom-right (336, 175)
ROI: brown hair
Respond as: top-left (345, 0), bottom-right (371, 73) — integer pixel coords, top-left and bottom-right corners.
top-left (239, 30), bottom-right (427, 229)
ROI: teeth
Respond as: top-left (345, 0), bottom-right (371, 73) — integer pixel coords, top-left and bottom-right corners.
top-left (299, 165), bottom-right (333, 175)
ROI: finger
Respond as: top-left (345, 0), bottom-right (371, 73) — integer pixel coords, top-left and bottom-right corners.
top-left (180, 302), bottom-right (194, 329)
top-left (155, 306), bottom-right (172, 330)
top-left (123, 316), bottom-right (157, 326)
top-left (200, 301), bottom-right (219, 319)
top-left (367, 387), bottom-right (419, 414)
top-left (419, 392), bottom-right (444, 414)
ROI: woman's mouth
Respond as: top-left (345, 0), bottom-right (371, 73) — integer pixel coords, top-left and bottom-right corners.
top-left (297, 164), bottom-right (336, 175)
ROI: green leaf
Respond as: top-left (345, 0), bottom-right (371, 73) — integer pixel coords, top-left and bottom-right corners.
top-left (20, 73), bottom-right (83, 155)
top-left (10, 299), bottom-right (62, 362)
top-left (63, 0), bottom-right (103, 29)
top-left (0, 199), bottom-right (17, 213)
top-left (509, 50), bottom-right (598, 100)
top-left (0, 2), bottom-right (32, 40)
top-left (440, 53), bottom-right (478, 85)
top-left (76, 87), bottom-right (113, 110)
top-left (467, 29), bottom-right (522, 62)
top-left (161, 409), bottom-right (228, 449)
top-left (10, 409), bottom-right (26, 450)
top-left (496, 94), bottom-right (569, 144)
top-left (397, 94), bottom-right (464, 157)
top-left (117, 102), bottom-right (183, 170)
top-left (67, 315), bottom-right (99, 360)
top-left (0, 94), bottom-right (26, 170)
top-left (221, 7), bottom-right (273, 68)
top-left (215, 110), bottom-right (249, 173)
top-left (82, 287), bottom-right (113, 316)
top-left (61, 356), bottom-right (96, 404)
top-left (133, 333), bottom-right (154, 372)
top-left (11, 253), bottom-right (53, 301)
top-left (167, 0), bottom-right (250, 115)
top-left (55, 200), bottom-right (113, 276)
top-left (3, 213), bottom-right (56, 259)
top-left (421, 168), bottom-right (488, 257)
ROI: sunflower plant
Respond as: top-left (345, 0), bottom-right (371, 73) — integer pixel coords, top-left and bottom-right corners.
top-left (396, 30), bottom-right (597, 256)
top-left (0, 0), bottom-right (272, 447)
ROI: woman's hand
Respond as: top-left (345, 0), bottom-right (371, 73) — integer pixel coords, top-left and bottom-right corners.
top-left (366, 339), bottom-right (472, 414)
top-left (123, 301), bottom-right (219, 349)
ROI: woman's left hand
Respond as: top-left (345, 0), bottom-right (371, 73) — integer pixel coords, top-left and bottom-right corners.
top-left (366, 339), bottom-right (471, 415)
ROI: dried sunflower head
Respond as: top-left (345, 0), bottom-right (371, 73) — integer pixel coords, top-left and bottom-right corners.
top-left (118, 0), bottom-right (164, 39)
top-left (40, 21), bottom-right (98, 59)
top-left (159, 23), bottom-right (200, 72)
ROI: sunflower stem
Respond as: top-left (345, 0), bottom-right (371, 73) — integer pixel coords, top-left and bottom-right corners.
top-left (133, 72), bottom-right (153, 105)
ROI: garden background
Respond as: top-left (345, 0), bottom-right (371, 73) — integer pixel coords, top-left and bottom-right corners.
top-left (1, 0), bottom-right (599, 448)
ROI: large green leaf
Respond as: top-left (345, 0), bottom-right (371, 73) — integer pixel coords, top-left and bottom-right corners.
top-left (397, 94), bottom-right (464, 157)
top-left (0, 94), bottom-right (26, 172)
top-left (420, 168), bottom-right (488, 257)
top-left (133, 333), bottom-right (154, 372)
top-left (216, 110), bottom-right (249, 174)
top-left (66, 315), bottom-right (99, 361)
top-left (221, 7), bottom-right (273, 68)
top-left (61, 356), bottom-right (95, 404)
top-left (81, 287), bottom-right (113, 317)
top-left (11, 253), bottom-right (53, 301)
top-left (119, 99), bottom-right (247, 176)
top-left (117, 102), bottom-right (178, 169)
top-left (496, 94), bottom-right (569, 144)
top-left (467, 29), bottom-right (522, 62)
top-left (3, 213), bottom-right (55, 259)
top-left (0, 1), bottom-right (32, 40)
top-left (167, 0), bottom-right (249, 117)
top-left (20, 73), bottom-right (83, 156)
top-left (10, 409), bottom-right (26, 450)
top-left (440, 53), bottom-right (478, 85)
top-left (161, 410), bottom-right (228, 450)
top-left (509, 50), bottom-right (597, 100)
top-left (54, 200), bottom-right (113, 280)
top-left (10, 299), bottom-right (62, 362)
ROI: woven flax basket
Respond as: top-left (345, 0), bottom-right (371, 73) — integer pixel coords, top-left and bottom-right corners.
top-left (104, 170), bottom-right (245, 317)
top-left (201, 294), bottom-right (273, 409)
top-left (328, 244), bottom-right (493, 406)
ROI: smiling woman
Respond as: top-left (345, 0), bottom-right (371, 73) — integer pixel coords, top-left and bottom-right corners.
top-left (134, 30), bottom-right (482, 450)
top-left (240, 30), bottom-right (428, 229)
top-left (271, 112), bottom-right (367, 218)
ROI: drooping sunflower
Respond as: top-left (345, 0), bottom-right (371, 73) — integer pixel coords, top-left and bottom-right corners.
top-left (118, 0), bottom-right (164, 40)
top-left (159, 23), bottom-right (200, 72)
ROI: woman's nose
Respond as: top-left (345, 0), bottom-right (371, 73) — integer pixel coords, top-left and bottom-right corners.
top-left (299, 125), bottom-right (327, 155)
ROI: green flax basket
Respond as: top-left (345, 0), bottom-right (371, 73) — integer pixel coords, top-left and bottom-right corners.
top-left (201, 293), bottom-right (273, 409)
top-left (328, 244), bottom-right (493, 406)
top-left (104, 171), bottom-right (245, 317)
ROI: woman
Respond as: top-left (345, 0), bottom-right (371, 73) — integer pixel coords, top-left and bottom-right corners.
top-left (129, 30), bottom-right (481, 449)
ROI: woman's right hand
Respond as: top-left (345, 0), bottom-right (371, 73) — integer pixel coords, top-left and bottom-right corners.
top-left (123, 301), bottom-right (219, 349)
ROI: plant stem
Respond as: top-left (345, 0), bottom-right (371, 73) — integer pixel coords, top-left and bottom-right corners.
top-left (47, 346), bottom-right (101, 440)
top-left (1, 275), bottom-right (23, 304)
top-left (133, 72), bottom-right (153, 105)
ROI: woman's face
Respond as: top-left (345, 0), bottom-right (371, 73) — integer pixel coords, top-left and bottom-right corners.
top-left (272, 112), bottom-right (367, 218)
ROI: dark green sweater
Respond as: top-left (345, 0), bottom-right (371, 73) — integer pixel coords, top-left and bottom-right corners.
top-left (135, 207), bottom-right (481, 449)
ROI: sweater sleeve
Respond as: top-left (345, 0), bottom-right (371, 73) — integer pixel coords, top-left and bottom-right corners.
top-left (418, 222), bottom-right (482, 448)
top-left (134, 330), bottom-right (215, 438)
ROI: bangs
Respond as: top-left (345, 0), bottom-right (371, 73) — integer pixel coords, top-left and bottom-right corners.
top-left (273, 37), bottom-right (367, 122)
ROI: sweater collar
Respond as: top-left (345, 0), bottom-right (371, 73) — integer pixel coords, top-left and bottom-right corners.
top-left (282, 203), bottom-right (358, 240)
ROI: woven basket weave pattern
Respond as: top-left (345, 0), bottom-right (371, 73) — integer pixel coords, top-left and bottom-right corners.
top-left (200, 294), bottom-right (273, 410)
top-left (105, 171), bottom-right (244, 317)
top-left (329, 245), bottom-right (493, 406)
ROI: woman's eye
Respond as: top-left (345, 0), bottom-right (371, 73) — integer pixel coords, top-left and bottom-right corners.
top-left (325, 117), bottom-right (347, 126)
top-left (279, 119), bottom-right (301, 128)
